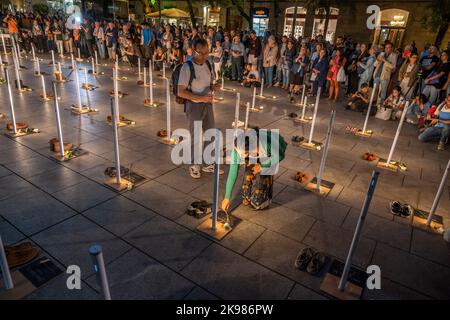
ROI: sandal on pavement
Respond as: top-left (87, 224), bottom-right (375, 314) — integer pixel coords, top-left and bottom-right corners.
top-left (306, 252), bottom-right (327, 275)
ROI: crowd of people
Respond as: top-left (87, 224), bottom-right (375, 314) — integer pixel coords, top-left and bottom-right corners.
top-left (1, 9), bottom-right (450, 152)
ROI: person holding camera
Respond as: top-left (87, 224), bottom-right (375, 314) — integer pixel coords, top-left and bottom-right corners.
top-left (418, 94), bottom-right (450, 151)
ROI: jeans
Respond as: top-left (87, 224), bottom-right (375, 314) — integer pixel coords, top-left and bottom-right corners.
top-left (231, 56), bottom-right (243, 80)
top-left (422, 85), bottom-right (440, 106)
top-left (282, 68), bottom-right (289, 87)
top-left (96, 39), bottom-right (106, 59)
top-left (375, 78), bottom-right (390, 104)
top-left (264, 66), bottom-right (274, 86)
top-left (418, 124), bottom-right (450, 144)
top-left (185, 101), bottom-right (215, 164)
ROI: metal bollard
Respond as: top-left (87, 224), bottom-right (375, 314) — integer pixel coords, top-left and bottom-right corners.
top-left (89, 245), bottom-right (111, 300)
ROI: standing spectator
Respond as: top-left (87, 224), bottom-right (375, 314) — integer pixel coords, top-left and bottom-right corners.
top-left (81, 18), bottom-right (94, 57)
top-left (3, 13), bottom-right (19, 43)
top-left (419, 45), bottom-right (439, 92)
top-left (398, 52), bottom-right (420, 100)
top-left (311, 49), bottom-right (329, 96)
top-left (262, 35), bottom-right (278, 87)
top-left (177, 38), bottom-right (218, 179)
top-left (231, 35), bottom-right (245, 81)
top-left (141, 23), bottom-right (153, 61)
top-left (283, 40), bottom-right (296, 91)
top-left (422, 50), bottom-right (450, 105)
top-left (31, 19), bottom-right (44, 53)
top-left (358, 46), bottom-right (376, 90)
top-left (210, 40), bottom-right (223, 83)
top-left (162, 26), bottom-right (173, 59)
top-left (289, 45), bottom-right (309, 95)
top-left (93, 21), bottom-right (105, 60)
top-left (247, 31), bottom-right (262, 66)
top-left (347, 43), bottom-right (369, 94)
top-left (44, 19), bottom-right (55, 52)
top-left (327, 48), bottom-right (346, 101)
top-left (274, 36), bottom-right (287, 87)
top-left (53, 20), bottom-right (63, 56)
top-left (105, 21), bottom-right (118, 61)
top-left (373, 42), bottom-right (398, 105)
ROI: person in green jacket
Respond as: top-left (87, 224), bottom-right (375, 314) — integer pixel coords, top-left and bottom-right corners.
top-left (221, 129), bottom-right (287, 212)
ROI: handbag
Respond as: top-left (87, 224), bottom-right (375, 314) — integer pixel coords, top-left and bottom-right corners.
top-left (375, 106), bottom-right (393, 120)
top-left (337, 66), bottom-right (347, 82)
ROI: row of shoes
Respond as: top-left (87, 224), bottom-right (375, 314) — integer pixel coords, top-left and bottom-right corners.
top-left (187, 200), bottom-right (212, 219)
top-left (6, 122), bottom-right (28, 131)
top-left (295, 247), bottom-right (327, 276)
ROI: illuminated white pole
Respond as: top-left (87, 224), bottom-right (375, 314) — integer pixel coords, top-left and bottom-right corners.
top-left (244, 102), bottom-right (250, 129)
top-left (74, 65), bottom-right (82, 111)
top-left (84, 68), bottom-right (88, 86)
top-left (143, 66), bottom-right (147, 86)
top-left (78, 47), bottom-right (81, 61)
top-left (300, 84), bottom-right (306, 107)
top-left (149, 66), bottom-right (154, 104)
top-left (5, 70), bottom-right (17, 134)
top-left (89, 245), bottom-right (111, 300)
top-left (31, 43), bottom-right (36, 62)
top-left (41, 75), bottom-right (47, 100)
top-left (362, 82), bottom-right (378, 133)
top-left (301, 95), bottom-right (308, 120)
top-left (1, 31), bottom-right (7, 56)
top-left (70, 53), bottom-right (75, 69)
top-left (308, 87), bottom-right (322, 144)
top-left (251, 85), bottom-right (256, 109)
top-left (114, 68), bottom-right (120, 121)
top-left (221, 75), bottom-right (224, 90)
top-left (260, 77), bottom-right (264, 96)
top-left (138, 57), bottom-right (141, 77)
top-left (166, 78), bottom-right (171, 141)
top-left (162, 61), bottom-right (166, 78)
top-left (211, 129), bottom-right (221, 231)
top-left (0, 236), bottom-right (13, 290)
top-left (51, 49), bottom-right (55, 65)
top-left (59, 41), bottom-right (64, 57)
top-left (12, 45), bottom-right (21, 91)
top-left (95, 50), bottom-right (99, 65)
top-left (233, 92), bottom-right (240, 136)
top-left (386, 102), bottom-right (409, 165)
top-left (91, 57), bottom-right (95, 75)
top-left (110, 92), bottom-right (121, 185)
top-left (52, 82), bottom-right (65, 159)
top-left (36, 55), bottom-right (41, 75)
top-left (426, 159), bottom-right (450, 226)
top-left (316, 110), bottom-right (336, 190)
top-left (0, 50), bottom-right (3, 66)
top-left (57, 62), bottom-right (62, 80)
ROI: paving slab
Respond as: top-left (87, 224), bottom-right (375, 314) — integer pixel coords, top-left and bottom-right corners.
top-left (27, 166), bottom-right (88, 194)
top-left (287, 284), bottom-right (329, 300)
top-left (0, 219), bottom-right (26, 245)
top-left (124, 215), bottom-right (211, 271)
top-left (183, 286), bottom-right (219, 300)
top-left (182, 243), bottom-right (294, 300)
top-left (410, 228), bottom-right (450, 268)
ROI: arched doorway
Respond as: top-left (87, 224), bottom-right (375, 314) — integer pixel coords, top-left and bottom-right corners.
top-left (312, 7), bottom-right (339, 42)
top-left (373, 9), bottom-right (409, 48)
top-left (283, 7), bottom-right (307, 38)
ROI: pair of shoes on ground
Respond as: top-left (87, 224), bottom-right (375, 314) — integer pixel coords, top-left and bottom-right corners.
top-left (294, 171), bottom-right (309, 183)
top-left (438, 142), bottom-right (447, 151)
top-left (190, 165), bottom-right (224, 179)
top-left (291, 135), bottom-right (304, 143)
top-left (5, 241), bottom-right (40, 269)
top-left (345, 125), bottom-right (358, 134)
top-left (362, 152), bottom-right (377, 161)
top-left (294, 247), bottom-right (326, 276)
top-left (6, 122), bottom-right (28, 131)
top-left (390, 200), bottom-right (413, 217)
top-left (187, 200), bottom-right (212, 218)
top-left (288, 112), bottom-right (298, 119)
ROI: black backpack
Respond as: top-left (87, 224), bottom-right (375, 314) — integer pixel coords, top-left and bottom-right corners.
top-left (172, 60), bottom-right (212, 106)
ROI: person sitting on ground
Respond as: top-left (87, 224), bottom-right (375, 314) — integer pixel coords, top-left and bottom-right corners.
top-left (121, 37), bottom-right (137, 66)
top-left (242, 64), bottom-right (260, 87)
top-left (383, 85), bottom-right (406, 120)
top-left (153, 46), bottom-right (165, 71)
top-left (346, 83), bottom-right (371, 112)
top-left (221, 128), bottom-right (287, 212)
top-left (406, 94), bottom-right (428, 126)
top-left (418, 94), bottom-right (450, 151)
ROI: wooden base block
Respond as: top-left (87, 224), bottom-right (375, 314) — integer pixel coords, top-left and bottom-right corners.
top-left (256, 94), bottom-right (277, 100)
top-left (249, 106), bottom-right (264, 113)
top-left (196, 213), bottom-right (241, 241)
top-left (52, 148), bottom-right (88, 162)
top-left (376, 158), bottom-right (399, 172)
top-left (355, 129), bottom-right (373, 137)
top-left (104, 177), bottom-right (132, 192)
top-left (4, 129), bottom-right (39, 138)
top-left (144, 101), bottom-right (164, 108)
top-left (305, 178), bottom-right (335, 196)
top-left (320, 273), bottom-right (362, 300)
top-left (159, 137), bottom-right (179, 145)
top-left (294, 117), bottom-right (312, 124)
top-left (0, 271), bottom-right (37, 300)
top-left (300, 140), bottom-right (323, 151)
top-left (412, 210), bottom-right (444, 234)
top-left (71, 105), bottom-right (98, 114)
top-left (17, 87), bottom-right (33, 93)
top-left (221, 87), bottom-right (236, 92)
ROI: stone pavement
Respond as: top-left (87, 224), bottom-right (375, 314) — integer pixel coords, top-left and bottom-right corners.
top-left (0, 54), bottom-right (449, 300)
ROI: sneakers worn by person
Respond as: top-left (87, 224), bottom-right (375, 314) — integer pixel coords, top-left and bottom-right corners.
top-left (189, 165), bottom-right (201, 179)
top-left (202, 164), bottom-right (224, 174)
top-left (438, 142), bottom-right (446, 151)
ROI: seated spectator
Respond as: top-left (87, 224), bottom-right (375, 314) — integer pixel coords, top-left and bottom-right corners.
top-left (345, 83), bottom-right (371, 112)
top-left (422, 50), bottom-right (450, 105)
top-left (122, 38), bottom-right (137, 66)
top-left (418, 94), bottom-right (450, 151)
top-left (153, 46), bottom-right (165, 71)
top-left (242, 64), bottom-right (260, 87)
top-left (383, 86), bottom-right (406, 120)
top-left (406, 94), bottom-right (428, 126)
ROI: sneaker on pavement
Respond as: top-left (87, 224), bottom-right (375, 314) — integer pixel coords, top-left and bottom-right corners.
top-left (202, 164), bottom-right (224, 174)
top-left (438, 142), bottom-right (446, 151)
top-left (189, 165), bottom-right (201, 179)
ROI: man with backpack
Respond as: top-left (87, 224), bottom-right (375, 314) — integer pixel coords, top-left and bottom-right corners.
top-left (175, 38), bottom-right (221, 179)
